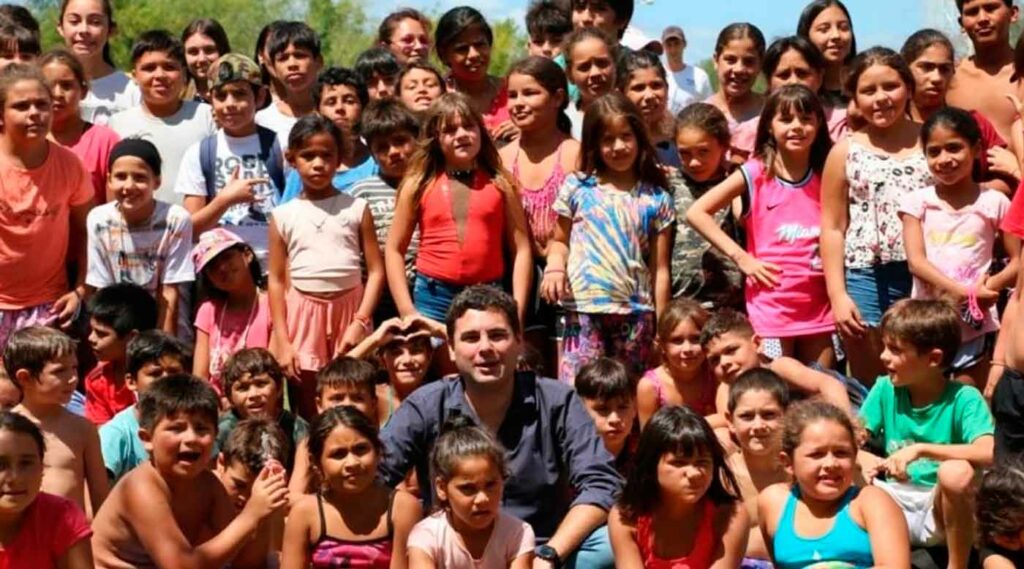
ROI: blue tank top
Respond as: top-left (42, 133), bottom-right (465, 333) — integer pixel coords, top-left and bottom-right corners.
top-left (772, 486), bottom-right (874, 569)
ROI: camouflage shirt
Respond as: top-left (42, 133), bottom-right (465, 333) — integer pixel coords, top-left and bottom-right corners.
top-left (669, 170), bottom-right (745, 310)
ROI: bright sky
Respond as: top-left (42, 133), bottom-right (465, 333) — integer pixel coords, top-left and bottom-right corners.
top-left (381, 0), bottom-right (960, 64)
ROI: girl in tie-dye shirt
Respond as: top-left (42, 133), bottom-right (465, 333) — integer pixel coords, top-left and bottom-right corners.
top-left (542, 93), bottom-right (674, 384)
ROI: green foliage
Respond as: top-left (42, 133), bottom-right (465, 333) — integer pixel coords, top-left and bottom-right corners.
top-left (31, 0), bottom-right (527, 75)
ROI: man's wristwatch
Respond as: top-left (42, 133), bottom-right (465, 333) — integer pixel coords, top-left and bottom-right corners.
top-left (534, 545), bottom-right (562, 567)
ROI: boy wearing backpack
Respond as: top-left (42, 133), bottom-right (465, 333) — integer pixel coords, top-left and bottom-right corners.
top-left (176, 53), bottom-right (285, 269)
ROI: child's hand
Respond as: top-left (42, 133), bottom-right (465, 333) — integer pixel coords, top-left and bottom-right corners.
top-left (540, 269), bottom-right (568, 303)
top-left (220, 166), bottom-right (269, 206)
top-left (337, 321), bottom-right (368, 356)
top-left (49, 290), bottom-right (81, 329)
top-left (243, 464), bottom-right (289, 521)
top-left (372, 317), bottom-right (405, 345)
top-left (978, 278), bottom-right (1001, 309)
top-left (882, 445), bottom-right (920, 482)
top-left (270, 334), bottom-right (300, 378)
top-left (735, 252), bottom-right (782, 289)
top-left (489, 119), bottom-right (520, 145)
top-left (833, 294), bottom-right (867, 338)
top-left (986, 146), bottom-right (1021, 179)
top-left (400, 313), bottom-right (447, 340)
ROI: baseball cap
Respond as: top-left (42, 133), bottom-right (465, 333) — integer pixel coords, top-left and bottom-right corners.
top-left (662, 26), bottom-right (685, 42)
top-left (622, 25), bottom-right (663, 55)
top-left (192, 228), bottom-right (246, 273)
top-left (208, 53), bottom-right (262, 91)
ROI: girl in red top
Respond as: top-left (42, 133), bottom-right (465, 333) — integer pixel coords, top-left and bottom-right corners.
top-left (385, 92), bottom-right (532, 326)
top-left (0, 411), bottom-right (93, 569)
top-left (609, 405), bottom-right (748, 569)
top-left (434, 7), bottom-right (516, 146)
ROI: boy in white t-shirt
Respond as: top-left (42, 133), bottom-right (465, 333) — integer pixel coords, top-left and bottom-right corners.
top-left (86, 139), bottom-right (195, 338)
top-left (255, 22), bottom-right (323, 138)
top-left (176, 53), bottom-right (284, 269)
top-left (108, 30), bottom-right (217, 204)
top-left (661, 26), bottom-right (712, 114)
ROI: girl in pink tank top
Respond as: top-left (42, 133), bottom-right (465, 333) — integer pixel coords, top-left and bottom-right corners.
top-left (688, 85), bottom-right (836, 369)
top-left (637, 299), bottom-right (720, 429)
top-left (281, 407), bottom-right (422, 569)
top-left (609, 406), bottom-right (748, 569)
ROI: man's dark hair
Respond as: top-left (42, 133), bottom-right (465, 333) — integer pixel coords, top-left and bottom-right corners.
top-left (87, 283), bottom-right (158, 337)
top-left (138, 374), bottom-right (219, 431)
top-left (126, 331), bottom-right (191, 377)
top-left (445, 285), bottom-right (521, 339)
top-left (131, 29), bottom-right (185, 68)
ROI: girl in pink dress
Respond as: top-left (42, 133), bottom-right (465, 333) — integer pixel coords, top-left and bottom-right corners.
top-left (688, 85), bottom-right (836, 368)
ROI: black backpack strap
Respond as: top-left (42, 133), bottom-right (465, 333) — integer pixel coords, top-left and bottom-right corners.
top-left (199, 133), bottom-right (218, 200)
top-left (256, 126), bottom-right (285, 199)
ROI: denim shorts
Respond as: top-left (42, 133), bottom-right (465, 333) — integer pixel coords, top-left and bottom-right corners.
top-left (413, 275), bottom-right (502, 322)
top-left (845, 261), bottom-right (912, 326)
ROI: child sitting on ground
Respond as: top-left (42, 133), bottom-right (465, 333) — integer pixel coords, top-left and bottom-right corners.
top-left (84, 283), bottom-right (157, 426)
top-left (217, 348), bottom-right (308, 476)
top-left (215, 417), bottom-right (290, 567)
top-left (99, 330), bottom-right (190, 483)
top-left (976, 458), bottom-right (1024, 568)
top-left (725, 369), bottom-right (790, 567)
top-left (346, 316), bottom-right (440, 425)
top-left (5, 327), bottom-right (108, 514)
top-left (575, 357), bottom-right (638, 476)
top-left (861, 299), bottom-right (995, 569)
top-left (91, 374), bottom-right (289, 568)
top-left (700, 309), bottom-right (854, 413)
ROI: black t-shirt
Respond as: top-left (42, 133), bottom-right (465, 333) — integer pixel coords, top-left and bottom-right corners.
top-left (979, 544), bottom-right (1024, 567)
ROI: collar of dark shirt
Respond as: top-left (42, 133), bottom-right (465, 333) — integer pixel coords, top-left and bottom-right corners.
top-left (441, 371), bottom-right (540, 438)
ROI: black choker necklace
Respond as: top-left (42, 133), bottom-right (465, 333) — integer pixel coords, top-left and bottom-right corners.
top-left (447, 168), bottom-right (475, 181)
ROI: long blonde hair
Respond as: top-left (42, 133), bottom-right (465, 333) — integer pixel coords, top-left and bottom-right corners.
top-left (398, 92), bottom-right (517, 207)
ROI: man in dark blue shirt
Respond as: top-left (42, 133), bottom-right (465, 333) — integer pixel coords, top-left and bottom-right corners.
top-left (380, 286), bottom-right (621, 569)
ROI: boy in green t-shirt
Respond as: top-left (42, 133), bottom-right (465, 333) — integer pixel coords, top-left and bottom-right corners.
top-left (861, 299), bottom-right (994, 569)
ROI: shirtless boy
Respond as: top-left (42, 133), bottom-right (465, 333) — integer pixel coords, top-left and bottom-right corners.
top-left (4, 326), bottom-right (108, 514)
top-left (91, 374), bottom-right (288, 569)
top-left (946, 0), bottom-right (1021, 140)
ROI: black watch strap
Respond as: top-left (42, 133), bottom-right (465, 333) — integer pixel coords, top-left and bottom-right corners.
top-left (534, 544), bottom-right (562, 567)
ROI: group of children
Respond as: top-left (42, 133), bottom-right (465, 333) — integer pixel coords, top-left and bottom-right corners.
top-left (3, 0), bottom-right (1024, 567)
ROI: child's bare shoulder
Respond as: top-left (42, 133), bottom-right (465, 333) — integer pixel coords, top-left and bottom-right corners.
top-left (757, 482), bottom-right (790, 506)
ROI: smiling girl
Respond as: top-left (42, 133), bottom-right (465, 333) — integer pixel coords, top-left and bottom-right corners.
top-left (181, 19), bottom-right (230, 103)
top-left (797, 0), bottom-right (857, 108)
top-left (56, 0), bottom-right (140, 125)
top-left (563, 27), bottom-right (618, 138)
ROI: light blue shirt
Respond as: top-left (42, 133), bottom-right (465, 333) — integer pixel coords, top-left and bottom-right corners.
top-left (278, 156), bottom-right (379, 204)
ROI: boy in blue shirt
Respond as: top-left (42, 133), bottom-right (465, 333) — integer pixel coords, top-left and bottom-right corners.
top-left (99, 330), bottom-right (190, 482)
top-left (861, 299), bottom-right (994, 569)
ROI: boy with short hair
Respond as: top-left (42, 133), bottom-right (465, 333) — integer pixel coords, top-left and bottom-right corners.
top-left (279, 66), bottom-right (377, 203)
top-left (725, 368), bottom-right (790, 564)
top-left (108, 30), bottom-right (217, 204)
top-left (574, 357), bottom-right (637, 475)
top-left (4, 326), bottom-right (108, 512)
top-left (99, 330), bottom-right (190, 482)
top-left (0, 22), bottom-right (39, 68)
top-left (176, 53), bottom-right (284, 268)
top-left (348, 99), bottom-right (421, 320)
top-left (354, 46), bottom-right (401, 101)
top-left (256, 21), bottom-right (323, 138)
top-left (217, 348), bottom-right (308, 473)
top-left (86, 138), bottom-right (195, 338)
top-left (315, 356), bottom-right (379, 423)
top-left (861, 299), bottom-right (995, 569)
top-left (570, 0), bottom-right (633, 42)
top-left (527, 0), bottom-right (573, 59)
top-left (700, 309), bottom-right (855, 412)
top-left (947, 0), bottom-right (1020, 140)
top-left (84, 283), bottom-right (158, 425)
top-left (91, 374), bottom-right (288, 569)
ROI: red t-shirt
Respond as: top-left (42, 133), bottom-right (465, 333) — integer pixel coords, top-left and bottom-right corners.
top-left (973, 110), bottom-right (1007, 179)
top-left (0, 492), bottom-right (91, 569)
top-left (84, 361), bottom-right (135, 425)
